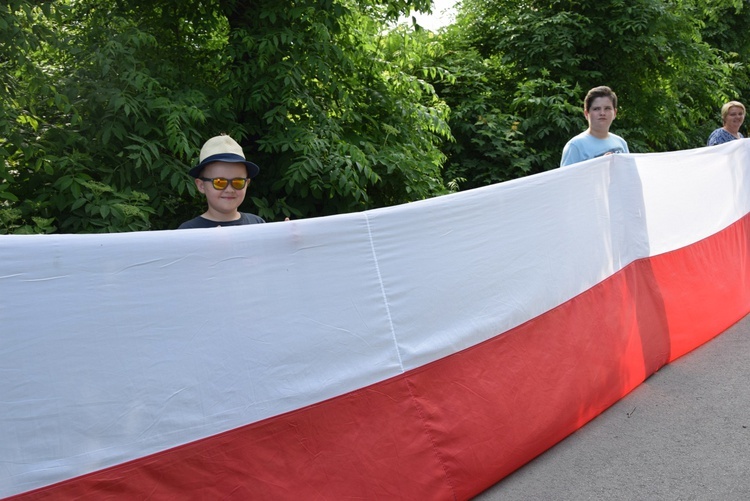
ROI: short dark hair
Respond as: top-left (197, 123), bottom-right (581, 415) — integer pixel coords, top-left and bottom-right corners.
top-left (584, 86), bottom-right (618, 112)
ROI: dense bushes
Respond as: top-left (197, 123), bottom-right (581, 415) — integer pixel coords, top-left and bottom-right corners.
top-left (1, 0), bottom-right (748, 233)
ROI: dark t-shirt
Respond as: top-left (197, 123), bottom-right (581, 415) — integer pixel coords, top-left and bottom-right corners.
top-left (178, 212), bottom-right (265, 229)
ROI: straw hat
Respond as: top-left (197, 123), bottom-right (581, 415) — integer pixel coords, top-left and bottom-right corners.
top-left (188, 135), bottom-right (260, 178)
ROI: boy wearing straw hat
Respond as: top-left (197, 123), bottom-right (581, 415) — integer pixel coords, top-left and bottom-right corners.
top-left (178, 134), bottom-right (265, 229)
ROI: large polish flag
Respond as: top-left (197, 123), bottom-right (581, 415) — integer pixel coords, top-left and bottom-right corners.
top-left (2, 140), bottom-right (749, 500)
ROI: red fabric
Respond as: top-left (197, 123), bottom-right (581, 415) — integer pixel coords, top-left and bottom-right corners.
top-left (652, 214), bottom-right (750, 361)
top-left (9, 214), bottom-right (749, 501)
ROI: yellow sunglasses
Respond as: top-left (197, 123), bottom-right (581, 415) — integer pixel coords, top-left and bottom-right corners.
top-left (199, 177), bottom-right (250, 190)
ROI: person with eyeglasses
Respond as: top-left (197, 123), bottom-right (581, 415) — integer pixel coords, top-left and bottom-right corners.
top-left (178, 134), bottom-right (266, 229)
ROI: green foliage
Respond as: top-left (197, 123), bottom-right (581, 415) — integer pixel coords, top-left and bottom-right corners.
top-left (3, 0), bottom-right (749, 233)
top-left (1, 0), bottom-right (219, 233)
top-left (218, 0), bottom-right (452, 219)
top-left (697, 0), bottom-right (750, 105)
top-left (1, 0), bottom-right (451, 233)
top-left (0, 207), bottom-right (56, 234)
top-left (430, 0), bottom-right (745, 189)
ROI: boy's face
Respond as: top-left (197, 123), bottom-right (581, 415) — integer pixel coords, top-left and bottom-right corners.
top-left (195, 162), bottom-right (249, 220)
top-left (584, 96), bottom-right (617, 136)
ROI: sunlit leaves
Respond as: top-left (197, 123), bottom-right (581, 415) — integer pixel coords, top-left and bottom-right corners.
top-left (2, 0), bottom-right (452, 232)
top-left (220, 0), bottom-right (452, 218)
top-left (432, 0), bottom-right (745, 188)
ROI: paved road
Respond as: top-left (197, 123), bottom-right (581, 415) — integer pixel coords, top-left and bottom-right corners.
top-left (474, 313), bottom-right (750, 501)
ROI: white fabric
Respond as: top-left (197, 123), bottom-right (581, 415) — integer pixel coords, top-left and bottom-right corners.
top-left (634, 142), bottom-right (750, 255)
top-left (1, 140), bottom-right (749, 497)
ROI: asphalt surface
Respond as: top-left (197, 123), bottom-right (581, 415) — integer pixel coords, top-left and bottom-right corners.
top-left (474, 313), bottom-right (750, 501)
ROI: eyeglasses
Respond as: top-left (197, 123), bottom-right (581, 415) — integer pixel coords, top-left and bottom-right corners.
top-left (199, 177), bottom-right (250, 190)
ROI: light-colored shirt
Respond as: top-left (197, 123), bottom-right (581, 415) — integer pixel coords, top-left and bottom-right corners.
top-left (560, 131), bottom-right (629, 167)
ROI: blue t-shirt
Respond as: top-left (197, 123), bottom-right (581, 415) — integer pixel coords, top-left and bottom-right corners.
top-left (707, 128), bottom-right (743, 146)
top-left (560, 131), bottom-right (629, 167)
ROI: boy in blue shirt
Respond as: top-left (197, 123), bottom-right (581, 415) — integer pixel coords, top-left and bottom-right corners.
top-left (560, 86), bottom-right (629, 167)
